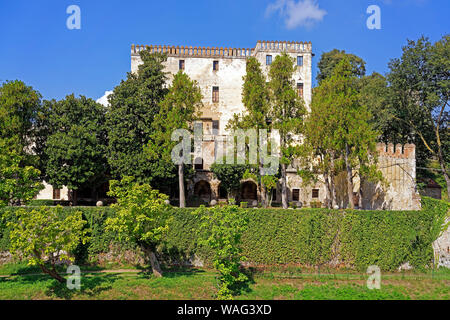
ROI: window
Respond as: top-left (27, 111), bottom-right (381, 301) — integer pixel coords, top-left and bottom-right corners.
top-left (204, 121), bottom-right (212, 134)
top-left (297, 83), bottom-right (304, 98)
top-left (213, 120), bottom-right (220, 131)
top-left (297, 56), bottom-right (303, 66)
top-left (312, 189), bottom-right (319, 199)
top-left (266, 55), bottom-right (272, 65)
top-left (213, 60), bottom-right (219, 71)
top-left (179, 60), bottom-right (185, 70)
top-left (272, 189), bottom-right (277, 201)
top-left (293, 189), bottom-right (300, 201)
top-left (212, 86), bottom-right (219, 103)
top-left (53, 188), bottom-right (61, 200)
top-left (195, 158), bottom-right (204, 171)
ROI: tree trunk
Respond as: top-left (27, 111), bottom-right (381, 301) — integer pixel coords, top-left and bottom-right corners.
top-left (91, 186), bottom-right (98, 204)
top-left (149, 251), bottom-right (163, 278)
top-left (71, 190), bottom-right (78, 206)
top-left (268, 190), bottom-right (273, 207)
top-left (345, 143), bottom-right (355, 209)
top-left (330, 155), bottom-right (338, 208)
top-left (260, 183), bottom-right (267, 208)
top-left (39, 264), bottom-right (65, 283)
top-left (358, 175), bottom-right (364, 209)
top-left (179, 163), bottom-right (185, 208)
top-left (323, 172), bottom-right (332, 209)
top-left (437, 151), bottom-right (450, 200)
top-left (259, 164), bottom-right (267, 208)
top-left (281, 163), bottom-right (288, 209)
top-left (440, 162), bottom-right (450, 200)
top-left (141, 245), bottom-right (163, 278)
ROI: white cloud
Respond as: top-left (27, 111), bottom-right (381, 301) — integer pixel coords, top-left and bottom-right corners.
top-left (96, 90), bottom-right (113, 107)
top-left (266, 0), bottom-right (327, 29)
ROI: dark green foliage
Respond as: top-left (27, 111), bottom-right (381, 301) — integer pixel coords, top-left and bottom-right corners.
top-left (210, 158), bottom-right (251, 199)
top-left (39, 95), bottom-right (108, 194)
top-left (0, 80), bottom-right (42, 164)
top-left (317, 49), bottom-right (366, 83)
top-left (387, 35), bottom-right (450, 198)
top-left (106, 51), bottom-right (168, 184)
top-left (0, 198), bottom-right (447, 271)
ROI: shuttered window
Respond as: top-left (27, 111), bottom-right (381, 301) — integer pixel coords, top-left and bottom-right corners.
top-left (297, 83), bottom-right (304, 98)
top-left (312, 189), bottom-right (319, 199)
top-left (53, 188), bottom-right (61, 200)
top-left (293, 189), bottom-right (300, 201)
top-left (212, 87), bottom-right (219, 103)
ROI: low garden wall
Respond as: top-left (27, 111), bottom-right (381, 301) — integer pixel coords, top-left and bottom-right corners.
top-left (0, 197), bottom-right (448, 271)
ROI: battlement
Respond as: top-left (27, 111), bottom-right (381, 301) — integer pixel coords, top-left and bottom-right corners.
top-left (131, 40), bottom-right (312, 58)
top-left (131, 44), bottom-right (255, 59)
top-left (376, 143), bottom-right (415, 159)
top-left (255, 40), bottom-right (312, 52)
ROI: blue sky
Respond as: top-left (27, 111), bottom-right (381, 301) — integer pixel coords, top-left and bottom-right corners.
top-left (0, 0), bottom-right (448, 101)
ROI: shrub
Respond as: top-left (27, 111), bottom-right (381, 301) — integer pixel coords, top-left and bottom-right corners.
top-left (310, 201), bottom-right (322, 208)
top-left (194, 205), bottom-right (249, 300)
top-left (0, 197), bottom-right (447, 272)
top-left (7, 206), bottom-right (89, 283)
top-left (26, 199), bottom-right (55, 207)
top-left (240, 202), bottom-right (248, 208)
top-left (105, 176), bottom-right (171, 277)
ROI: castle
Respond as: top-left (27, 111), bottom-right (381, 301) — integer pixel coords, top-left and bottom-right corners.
top-left (131, 41), bottom-right (421, 210)
top-left (35, 40), bottom-right (421, 210)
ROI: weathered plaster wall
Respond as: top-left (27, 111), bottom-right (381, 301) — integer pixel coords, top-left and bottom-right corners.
top-left (35, 181), bottom-right (69, 201)
top-left (131, 41), bottom-right (313, 136)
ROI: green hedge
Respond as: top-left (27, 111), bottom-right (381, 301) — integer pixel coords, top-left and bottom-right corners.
top-left (0, 197), bottom-right (448, 271)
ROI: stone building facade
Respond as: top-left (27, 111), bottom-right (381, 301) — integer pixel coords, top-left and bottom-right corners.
top-left (131, 40), bottom-right (421, 210)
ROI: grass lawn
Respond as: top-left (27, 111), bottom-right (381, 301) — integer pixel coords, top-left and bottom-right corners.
top-left (0, 263), bottom-right (449, 300)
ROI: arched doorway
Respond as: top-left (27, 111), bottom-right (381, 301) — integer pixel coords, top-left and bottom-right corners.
top-left (241, 181), bottom-right (258, 201)
top-left (194, 180), bottom-right (212, 202)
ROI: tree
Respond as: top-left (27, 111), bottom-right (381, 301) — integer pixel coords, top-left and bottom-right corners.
top-left (106, 51), bottom-right (168, 184)
top-left (195, 205), bottom-right (249, 300)
top-left (8, 206), bottom-right (88, 283)
top-left (0, 139), bottom-right (43, 206)
top-left (105, 176), bottom-right (171, 277)
top-left (268, 52), bottom-right (306, 209)
top-left (388, 35), bottom-right (450, 199)
top-left (146, 71), bottom-right (203, 208)
top-left (358, 72), bottom-right (400, 143)
top-left (317, 49), bottom-right (366, 83)
top-left (41, 95), bottom-right (108, 205)
top-left (0, 80), bottom-right (42, 164)
top-left (300, 103), bottom-right (339, 209)
top-left (305, 59), bottom-right (380, 209)
top-left (210, 157), bottom-right (251, 202)
top-left (228, 57), bottom-right (272, 207)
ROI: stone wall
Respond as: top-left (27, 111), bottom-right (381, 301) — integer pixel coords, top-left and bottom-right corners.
top-left (284, 143), bottom-right (421, 210)
top-left (434, 218), bottom-right (450, 268)
top-left (361, 143), bottom-right (421, 210)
